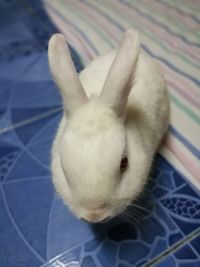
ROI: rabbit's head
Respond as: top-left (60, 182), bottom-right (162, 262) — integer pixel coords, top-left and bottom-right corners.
top-left (48, 30), bottom-right (143, 223)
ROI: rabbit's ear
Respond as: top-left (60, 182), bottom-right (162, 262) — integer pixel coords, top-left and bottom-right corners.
top-left (100, 30), bottom-right (140, 118)
top-left (48, 34), bottom-right (88, 115)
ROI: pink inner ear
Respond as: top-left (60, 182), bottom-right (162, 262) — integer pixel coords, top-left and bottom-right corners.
top-left (100, 30), bottom-right (140, 118)
top-left (48, 33), bottom-right (88, 114)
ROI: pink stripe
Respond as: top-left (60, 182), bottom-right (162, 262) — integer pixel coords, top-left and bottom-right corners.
top-left (47, 10), bottom-right (90, 63)
top-left (165, 134), bottom-right (200, 183)
top-left (72, 0), bottom-right (200, 108)
top-left (72, 0), bottom-right (121, 43)
top-left (45, 6), bottom-right (95, 61)
top-left (167, 80), bottom-right (200, 110)
top-left (160, 63), bottom-right (200, 103)
top-left (159, 60), bottom-right (200, 98)
top-left (152, 0), bottom-right (199, 29)
top-left (159, 66), bottom-right (200, 109)
top-left (115, 0), bottom-right (200, 62)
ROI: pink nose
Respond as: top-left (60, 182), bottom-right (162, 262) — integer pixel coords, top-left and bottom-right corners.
top-left (81, 215), bottom-right (110, 223)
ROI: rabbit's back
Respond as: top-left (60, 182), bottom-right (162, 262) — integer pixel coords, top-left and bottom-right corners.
top-left (79, 50), bottom-right (170, 151)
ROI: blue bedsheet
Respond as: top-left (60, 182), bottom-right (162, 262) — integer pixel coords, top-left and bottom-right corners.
top-left (0, 1), bottom-right (199, 266)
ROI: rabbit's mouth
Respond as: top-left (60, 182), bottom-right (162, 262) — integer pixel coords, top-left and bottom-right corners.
top-left (81, 216), bottom-right (111, 224)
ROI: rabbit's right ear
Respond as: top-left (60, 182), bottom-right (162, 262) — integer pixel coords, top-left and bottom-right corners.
top-left (100, 30), bottom-right (140, 119)
top-left (48, 34), bottom-right (88, 115)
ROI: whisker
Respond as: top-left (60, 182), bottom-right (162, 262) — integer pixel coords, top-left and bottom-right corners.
top-left (119, 213), bottom-right (132, 225)
top-left (128, 203), bottom-right (151, 213)
top-left (123, 210), bottom-right (141, 226)
top-left (128, 213), bottom-right (143, 224)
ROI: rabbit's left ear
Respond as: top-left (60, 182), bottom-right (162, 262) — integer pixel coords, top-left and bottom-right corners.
top-left (48, 34), bottom-right (88, 115)
top-left (100, 30), bottom-right (140, 118)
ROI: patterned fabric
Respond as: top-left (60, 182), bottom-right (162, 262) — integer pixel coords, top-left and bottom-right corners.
top-left (43, 0), bottom-right (200, 188)
top-left (0, 1), bottom-right (200, 267)
top-left (43, 155), bottom-right (200, 267)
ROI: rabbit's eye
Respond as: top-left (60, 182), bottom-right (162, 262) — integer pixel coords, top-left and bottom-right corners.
top-left (120, 156), bottom-right (128, 173)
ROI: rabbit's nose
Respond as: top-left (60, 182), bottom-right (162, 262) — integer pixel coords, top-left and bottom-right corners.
top-left (81, 215), bottom-right (110, 223)
top-left (99, 216), bottom-right (111, 223)
top-left (81, 217), bottom-right (91, 223)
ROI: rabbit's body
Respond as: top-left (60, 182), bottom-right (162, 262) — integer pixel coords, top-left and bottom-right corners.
top-left (80, 50), bottom-right (169, 151)
top-left (49, 30), bottom-right (170, 223)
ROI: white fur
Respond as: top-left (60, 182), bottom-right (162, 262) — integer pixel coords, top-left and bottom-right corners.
top-left (49, 30), bottom-right (170, 223)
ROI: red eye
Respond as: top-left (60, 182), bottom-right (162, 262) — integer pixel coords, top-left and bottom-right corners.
top-left (120, 156), bottom-right (128, 173)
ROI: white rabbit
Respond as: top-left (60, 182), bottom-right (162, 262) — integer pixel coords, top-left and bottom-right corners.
top-left (48, 30), bottom-right (170, 223)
